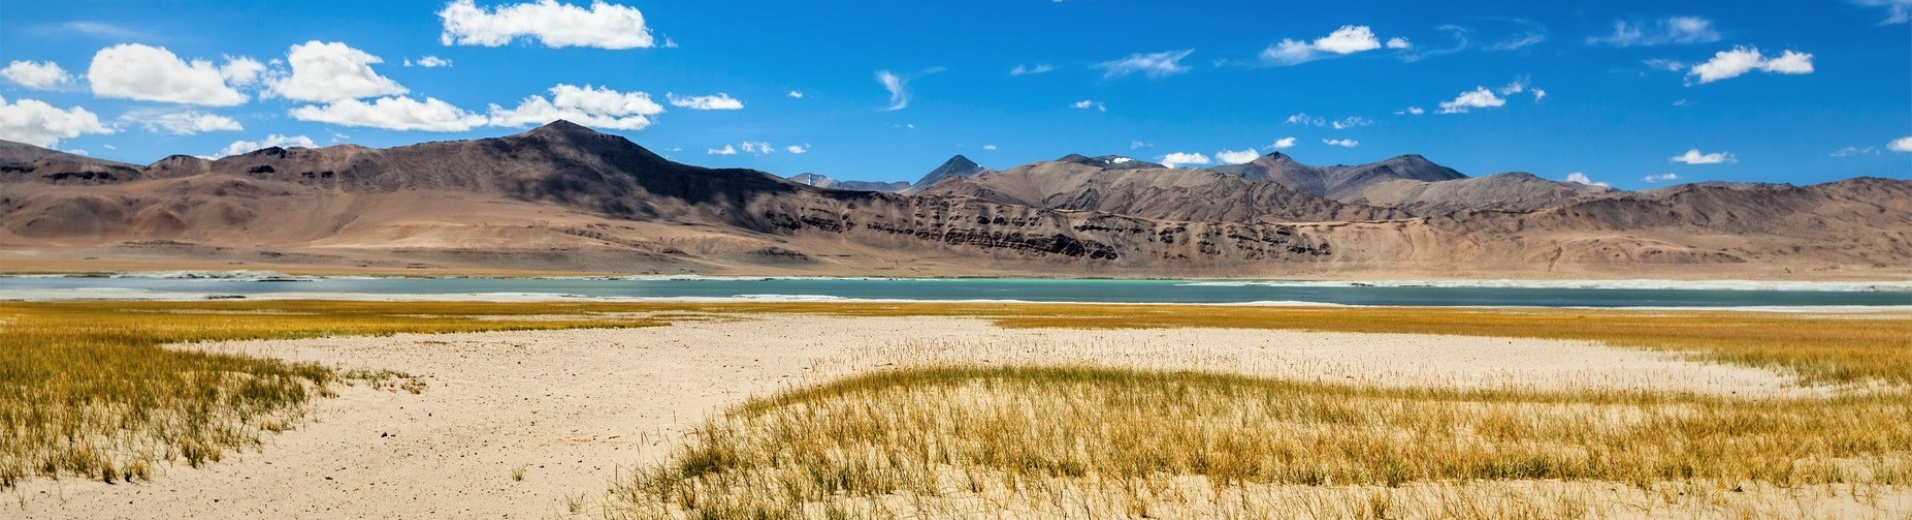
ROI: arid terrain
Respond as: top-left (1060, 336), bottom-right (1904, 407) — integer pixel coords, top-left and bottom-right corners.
top-left (15, 310), bottom-right (1908, 519)
top-left (3, 122), bottom-right (1908, 280)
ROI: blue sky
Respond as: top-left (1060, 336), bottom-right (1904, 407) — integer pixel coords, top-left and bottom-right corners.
top-left (2, 0), bottom-right (1908, 189)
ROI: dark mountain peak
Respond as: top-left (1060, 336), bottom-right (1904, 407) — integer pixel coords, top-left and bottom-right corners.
top-left (911, 154), bottom-right (989, 189)
top-left (525, 119), bottom-right (599, 138)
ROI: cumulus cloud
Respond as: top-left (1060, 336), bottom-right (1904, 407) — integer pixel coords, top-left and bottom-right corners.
top-left (1438, 87), bottom-right (1506, 114)
top-left (1215, 148), bottom-right (1261, 164)
top-left (1071, 99), bottom-right (1106, 112)
top-left (707, 144), bottom-right (736, 155)
top-left (1888, 136), bottom-right (1912, 153)
top-left (217, 134), bottom-right (316, 158)
top-left (983, 144), bottom-right (998, 150)
top-left (1262, 25), bottom-right (1391, 65)
top-left (1160, 152), bottom-right (1210, 168)
top-left (1856, 0), bottom-right (1912, 24)
top-left (786, 144), bottom-right (808, 154)
top-left (404, 56), bottom-right (453, 68)
top-left (787, 91), bottom-right (804, 99)
top-left (2, 61), bottom-right (73, 90)
top-left (1323, 138), bottom-right (1359, 148)
top-left (1588, 16), bottom-right (1721, 47)
top-left (122, 109), bottom-right (244, 135)
top-left (487, 83), bottom-right (664, 131)
top-left (292, 96), bottom-right (489, 132)
top-left (1270, 137), bottom-right (1297, 150)
top-left (666, 92), bottom-right (743, 110)
top-left (1670, 148), bottom-right (1735, 165)
top-left (1687, 47), bottom-right (1813, 84)
top-left (1285, 113), bottom-right (1326, 126)
top-left (87, 44), bottom-right (258, 106)
top-left (1094, 49), bottom-right (1194, 79)
top-left (1643, 173), bottom-right (1681, 183)
top-left (739, 141), bottom-right (774, 154)
top-left (438, 0), bottom-right (655, 49)
top-left (0, 94), bottom-right (114, 148)
top-left (1395, 106), bottom-right (1426, 115)
top-left (267, 41), bottom-right (409, 103)
top-left (1564, 172), bottom-right (1611, 187)
top-left (1010, 64), bottom-right (1054, 76)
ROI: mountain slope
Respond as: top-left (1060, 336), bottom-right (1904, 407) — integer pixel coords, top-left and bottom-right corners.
top-left (1343, 173), bottom-right (1615, 215)
top-left (907, 155), bottom-right (988, 191)
top-left (2, 125), bottom-right (1907, 279)
top-left (919, 156), bottom-right (1407, 224)
top-left (786, 173), bottom-right (911, 192)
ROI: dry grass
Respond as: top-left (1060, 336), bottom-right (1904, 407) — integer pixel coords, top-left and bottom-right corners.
top-left (605, 366), bottom-right (1912, 519)
top-left (591, 305), bottom-right (1912, 519)
top-left (0, 300), bottom-right (660, 488)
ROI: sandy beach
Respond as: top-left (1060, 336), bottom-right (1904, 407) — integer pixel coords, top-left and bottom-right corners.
top-left (10, 313), bottom-right (1821, 519)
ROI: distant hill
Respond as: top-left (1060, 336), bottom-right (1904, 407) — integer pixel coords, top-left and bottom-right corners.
top-left (3, 122), bottom-right (1906, 279)
top-left (785, 173), bottom-right (910, 193)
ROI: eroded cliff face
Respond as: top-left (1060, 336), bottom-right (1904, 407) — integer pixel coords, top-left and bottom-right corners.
top-left (745, 192), bottom-right (1336, 269)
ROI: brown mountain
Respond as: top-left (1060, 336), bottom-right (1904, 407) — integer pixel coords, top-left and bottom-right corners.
top-left (2, 122), bottom-right (1906, 279)
top-left (917, 155), bottom-right (1405, 223)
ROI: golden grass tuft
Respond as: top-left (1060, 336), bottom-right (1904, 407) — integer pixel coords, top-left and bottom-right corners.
top-left (0, 300), bottom-right (660, 488)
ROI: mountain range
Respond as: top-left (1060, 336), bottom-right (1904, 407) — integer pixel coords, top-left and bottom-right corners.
top-left (2, 121), bottom-right (1907, 279)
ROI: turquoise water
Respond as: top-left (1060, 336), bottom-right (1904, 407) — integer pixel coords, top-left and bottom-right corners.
top-left (4, 276), bottom-right (1910, 308)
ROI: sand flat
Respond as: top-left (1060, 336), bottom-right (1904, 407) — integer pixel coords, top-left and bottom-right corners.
top-left (13, 315), bottom-right (1808, 519)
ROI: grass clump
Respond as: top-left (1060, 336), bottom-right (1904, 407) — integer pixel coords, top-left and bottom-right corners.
top-left (610, 366), bottom-right (1912, 519)
top-left (0, 300), bottom-right (659, 489)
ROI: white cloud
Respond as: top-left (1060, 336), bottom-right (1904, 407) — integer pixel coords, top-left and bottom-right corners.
top-left (786, 144), bottom-right (807, 154)
top-left (1331, 116), bottom-right (1372, 130)
top-left (1856, 0), bottom-right (1912, 24)
top-left (1395, 106), bottom-right (1426, 115)
top-left (2, 61), bottom-right (73, 90)
top-left (292, 96), bottom-right (489, 132)
top-left (1071, 99), bottom-right (1106, 112)
top-left (405, 56), bottom-right (453, 68)
top-left (1129, 140), bottom-right (1151, 150)
top-left (438, 0), bottom-right (655, 49)
top-left (217, 134), bottom-right (316, 158)
top-left (1010, 64), bottom-right (1054, 76)
top-left (1644, 59), bottom-right (1687, 72)
top-left (1270, 137), bottom-right (1297, 150)
top-left (707, 145), bottom-right (736, 155)
top-left (1830, 146), bottom-right (1880, 157)
top-left (487, 84), bottom-right (664, 131)
top-left (1687, 47), bottom-right (1814, 84)
top-left (1285, 113), bottom-right (1326, 126)
top-left (787, 91), bottom-right (804, 99)
top-left (1588, 17), bottom-right (1721, 47)
top-left (877, 70), bottom-right (910, 111)
top-left (1888, 136), bottom-right (1912, 153)
top-left (982, 144), bottom-right (998, 151)
top-left (0, 94), bottom-right (114, 148)
top-left (1094, 49), bottom-right (1194, 79)
top-left (1564, 172), bottom-right (1611, 187)
top-left (739, 141), bottom-right (773, 154)
top-left (1215, 148), bottom-right (1261, 164)
top-left (1438, 87), bottom-right (1506, 114)
top-left (123, 109), bottom-right (244, 135)
top-left (666, 92), bottom-right (743, 110)
top-left (1262, 25), bottom-right (1390, 65)
top-left (1323, 138), bottom-right (1359, 148)
top-left (1670, 148), bottom-right (1735, 165)
top-left (87, 44), bottom-right (256, 106)
top-left (1160, 152), bottom-right (1210, 168)
top-left (1643, 173), bottom-right (1681, 183)
top-left (268, 41), bottom-right (409, 103)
